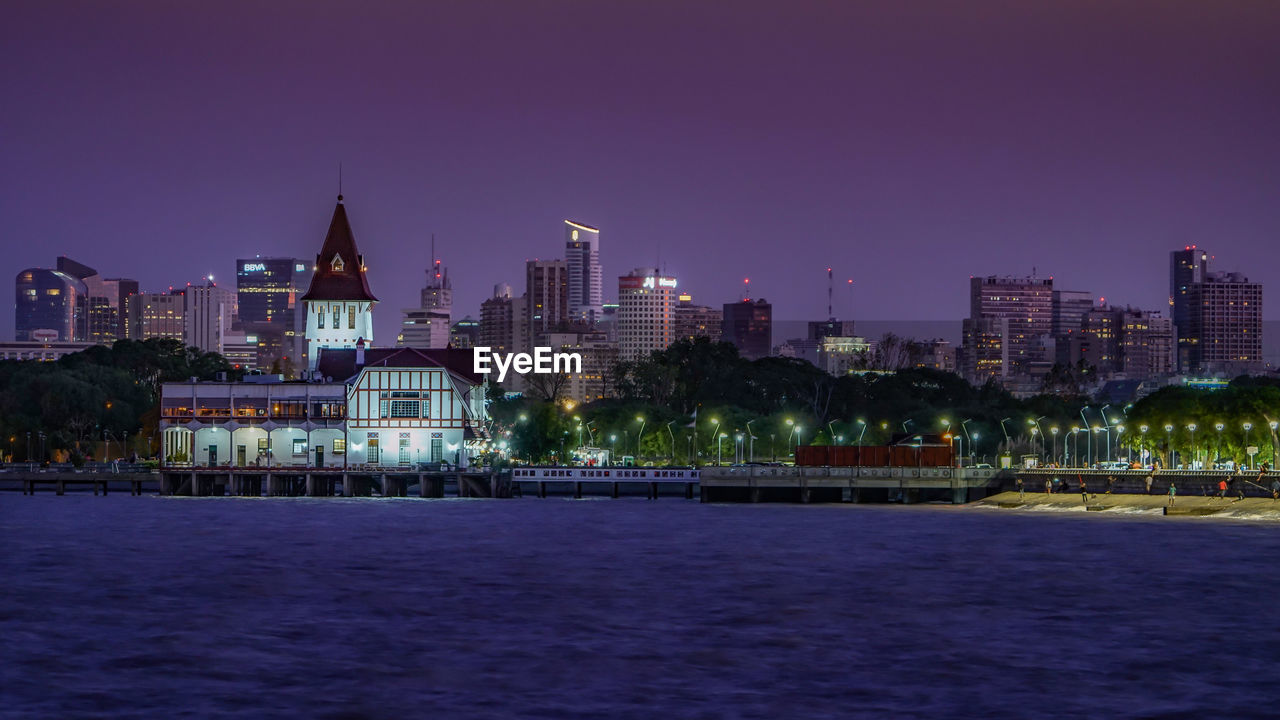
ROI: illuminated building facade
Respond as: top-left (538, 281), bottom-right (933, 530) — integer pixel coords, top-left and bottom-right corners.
top-left (300, 197), bottom-right (377, 370)
top-left (618, 267), bottom-right (677, 361)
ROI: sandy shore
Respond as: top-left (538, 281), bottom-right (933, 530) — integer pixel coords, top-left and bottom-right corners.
top-left (980, 491), bottom-right (1280, 521)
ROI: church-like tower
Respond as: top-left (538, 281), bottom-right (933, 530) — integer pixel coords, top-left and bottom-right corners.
top-left (301, 195), bottom-right (377, 371)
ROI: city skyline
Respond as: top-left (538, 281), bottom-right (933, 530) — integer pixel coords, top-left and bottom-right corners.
top-left (4, 1), bottom-right (1278, 344)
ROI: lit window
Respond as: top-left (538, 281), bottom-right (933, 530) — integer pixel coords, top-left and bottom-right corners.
top-left (331, 254), bottom-right (345, 272)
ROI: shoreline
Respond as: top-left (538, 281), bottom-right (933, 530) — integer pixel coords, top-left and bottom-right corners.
top-left (979, 490), bottom-right (1280, 521)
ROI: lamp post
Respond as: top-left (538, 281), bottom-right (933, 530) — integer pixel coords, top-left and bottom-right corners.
top-left (711, 418), bottom-right (721, 464)
top-left (666, 421), bottom-right (677, 465)
top-left (1050, 427), bottom-right (1059, 466)
top-left (1270, 421), bottom-right (1279, 469)
top-left (1115, 425), bottom-right (1125, 465)
top-left (735, 433), bottom-right (744, 464)
top-left (1243, 422), bottom-right (1253, 469)
top-left (38, 431), bottom-right (46, 464)
top-left (1187, 423), bottom-right (1197, 469)
top-left (610, 434), bottom-right (617, 464)
top-left (856, 419), bottom-right (868, 464)
top-left (1086, 426), bottom-right (1094, 467)
top-left (1069, 427), bottom-right (1080, 467)
top-left (746, 420), bottom-right (756, 463)
top-left (960, 419), bottom-right (973, 466)
top-left (1164, 424), bottom-right (1174, 468)
top-left (635, 416), bottom-right (646, 460)
top-left (971, 432), bottom-right (980, 464)
top-left (1215, 422), bottom-right (1224, 468)
top-left (1139, 425), bottom-right (1149, 467)
top-left (785, 418), bottom-right (796, 459)
top-left (717, 432), bottom-right (727, 466)
top-left (999, 418), bottom-right (1012, 457)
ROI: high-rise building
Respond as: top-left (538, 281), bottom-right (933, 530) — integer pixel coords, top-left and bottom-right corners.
top-left (722, 298), bottom-right (772, 360)
top-left (1170, 246), bottom-right (1209, 370)
top-left (450, 317), bottom-right (480, 349)
top-left (398, 243), bottom-right (452, 348)
top-left (479, 284), bottom-right (515, 353)
top-left (618, 268), bottom-right (677, 361)
top-left (183, 281), bottom-right (238, 353)
top-left (125, 291), bottom-right (185, 341)
top-left (960, 275), bottom-right (1053, 383)
top-left (300, 196), bottom-right (377, 369)
top-left (236, 257), bottom-right (310, 325)
top-left (673, 294), bottom-right (723, 344)
top-left (14, 268), bottom-right (85, 342)
top-left (1119, 309), bottom-right (1175, 379)
top-left (564, 220), bottom-right (603, 325)
top-left (1185, 271), bottom-right (1263, 374)
top-left (538, 331), bottom-right (618, 404)
top-left (1080, 306), bottom-right (1123, 376)
top-left (1052, 290), bottom-right (1094, 338)
top-left (526, 259), bottom-right (569, 341)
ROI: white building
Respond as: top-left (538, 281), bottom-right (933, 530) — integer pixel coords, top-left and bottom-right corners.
top-left (301, 196), bottom-right (377, 370)
top-left (184, 280), bottom-right (238, 353)
top-left (617, 267), bottom-right (677, 361)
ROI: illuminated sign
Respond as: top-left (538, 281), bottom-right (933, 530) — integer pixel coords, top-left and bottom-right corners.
top-left (243, 263), bottom-right (267, 272)
top-left (641, 277), bottom-right (678, 289)
top-left (295, 263), bottom-right (306, 272)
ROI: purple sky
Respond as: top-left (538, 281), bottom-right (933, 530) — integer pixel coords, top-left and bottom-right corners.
top-left (3, 1), bottom-right (1278, 345)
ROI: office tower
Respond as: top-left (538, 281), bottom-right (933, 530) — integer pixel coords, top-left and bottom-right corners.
top-left (1119, 309), bottom-right (1175, 379)
top-left (300, 196), bottom-right (378, 370)
top-left (538, 331), bottom-right (618, 404)
top-left (184, 280), bottom-right (238, 353)
top-left (125, 291), bottom-right (186, 340)
top-left (1185, 271), bottom-right (1263, 374)
top-left (564, 220), bottom-right (603, 325)
top-left (398, 242), bottom-right (452, 348)
top-left (1052, 290), bottom-right (1094, 338)
top-left (14, 268), bottom-right (85, 341)
top-left (449, 317), bottom-right (480, 349)
top-left (960, 275), bottom-right (1053, 382)
top-left (722, 298), bottom-right (772, 360)
top-left (236, 257), bottom-right (310, 324)
top-left (808, 319), bottom-right (856, 342)
top-left (526, 259), bottom-right (569, 341)
top-left (1080, 306), bottom-right (1123, 376)
top-left (479, 284), bottom-right (515, 352)
top-left (618, 268), bottom-right (678, 361)
top-left (1170, 246), bottom-right (1209, 370)
top-left (673, 294), bottom-right (723, 344)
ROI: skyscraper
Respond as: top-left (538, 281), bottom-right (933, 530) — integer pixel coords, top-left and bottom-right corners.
top-left (1169, 246), bottom-right (1209, 370)
top-left (960, 275), bottom-right (1054, 383)
top-left (125, 291), bottom-right (186, 341)
top-left (1185, 271), bottom-right (1263, 374)
top-left (526, 259), bottom-right (569, 341)
top-left (618, 268), bottom-right (677, 361)
top-left (673, 294), bottom-right (723, 344)
top-left (722, 298), bottom-right (772, 360)
top-left (398, 241), bottom-right (452, 348)
top-left (183, 280), bottom-right (238, 353)
top-left (236, 257), bottom-right (310, 325)
top-left (300, 196), bottom-right (377, 370)
top-left (564, 220), bottom-right (602, 325)
top-left (479, 284), bottom-right (515, 353)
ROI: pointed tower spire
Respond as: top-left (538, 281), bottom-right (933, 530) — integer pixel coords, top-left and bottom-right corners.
top-left (301, 199), bottom-right (378, 303)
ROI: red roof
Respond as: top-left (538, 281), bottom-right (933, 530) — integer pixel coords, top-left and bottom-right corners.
top-left (300, 199), bottom-right (378, 303)
top-left (315, 347), bottom-right (482, 384)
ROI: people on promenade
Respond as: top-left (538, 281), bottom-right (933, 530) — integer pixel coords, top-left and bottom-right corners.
top-left (1079, 476), bottom-right (1089, 504)
top-left (1106, 475), bottom-right (1115, 494)
top-left (1218, 478), bottom-right (1228, 500)
top-left (1016, 477), bottom-right (1025, 500)
top-left (1168, 481), bottom-right (1176, 506)
top-left (1145, 473), bottom-right (1154, 495)
top-left (1045, 478), bottom-right (1053, 494)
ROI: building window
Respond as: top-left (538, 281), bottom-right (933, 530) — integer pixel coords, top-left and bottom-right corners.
top-left (292, 438), bottom-right (306, 456)
top-left (331, 254), bottom-right (345, 272)
top-left (318, 306), bottom-right (325, 329)
top-left (390, 400), bottom-right (419, 418)
top-left (333, 438), bottom-right (346, 454)
top-left (349, 305), bottom-right (356, 329)
top-left (257, 438), bottom-right (268, 454)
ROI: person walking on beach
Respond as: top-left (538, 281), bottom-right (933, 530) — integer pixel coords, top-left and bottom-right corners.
top-left (1145, 473), bottom-right (1154, 495)
top-left (1168, 481), bottom-right (1176, 506)
top-left (1045, 478), bottom-right (1053, 494)
top-left (1016, 477), bottom-right (1025, 500)
top-left (1106, 475), bottom-right (1115, 494)
top-left (1218, 478), bottom-right (1228, 500)
top-left (1080, 476), bottom-right (1089, 504)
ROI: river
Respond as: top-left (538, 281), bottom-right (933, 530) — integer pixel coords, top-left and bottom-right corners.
top-left (2, 497), bottom-right (1277, 718)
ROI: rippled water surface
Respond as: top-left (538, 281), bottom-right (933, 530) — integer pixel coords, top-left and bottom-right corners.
top-left (3, 497), bottom-right (1279, 719)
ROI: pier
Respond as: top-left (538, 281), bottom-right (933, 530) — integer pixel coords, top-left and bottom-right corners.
top-left (698, 465), bottom-right (1003, 503)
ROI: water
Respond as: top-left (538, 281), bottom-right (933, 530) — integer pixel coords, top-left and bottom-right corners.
top-left (3, 497), bottom-right (1278, 719)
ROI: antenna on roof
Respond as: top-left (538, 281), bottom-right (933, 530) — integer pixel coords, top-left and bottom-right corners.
top-left (337, 162), bottom-right (343, 202)
top-left (827, 267), bottom-right (833, 320)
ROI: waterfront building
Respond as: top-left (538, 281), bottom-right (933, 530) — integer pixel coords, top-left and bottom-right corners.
top-left (722, 298), bottom-right (772, 360)
top-left (618, 267), bottom-right (677, 361)
top-left (564, 220), bottom-right (603, 325)
top-left (300, 197), bottom-right (377, 370)
top-left (159, 347), bottom-right (488, 469)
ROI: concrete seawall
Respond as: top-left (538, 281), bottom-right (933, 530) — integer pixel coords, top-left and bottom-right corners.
top-left (980, 491), bottom-right (1280, 521)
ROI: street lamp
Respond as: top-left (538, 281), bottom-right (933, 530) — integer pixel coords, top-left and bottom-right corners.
top-left (711, 418), bottom-right (721, 463)
top-left (1115, 425), bottom-right (1125, 465)
top-left (999, 418), bottom-right (1012, 456)
top-left (635, 416), bottom-right (646, 459)
top-left (1215, 422), bottom-right (1224, 468)
top-left (971, 432), bottom-right (980, 464)
top-left (960, 419), bottom-right (974, 465)
top-left (717, 432), bottom-right (727, 466)
top-left (1139, 425), bottom-right (1149, 467)
top-left (1187, 423), bottom-right (1197, 469)
top-left (746, 420), bottom-right (756, 463)
top-left (1050, 427), bottom-right (1059, 466)
top-left (735, 433), bottom-right (744, 464)
top-left (1243, 422), bottom-right (1253, 469)
top-left (785, 418), bottom-right (796, 458)
top-left (666, 421), bottom-right (677, 465)
top-left (1069, 427), bottom-right (1080, 467)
